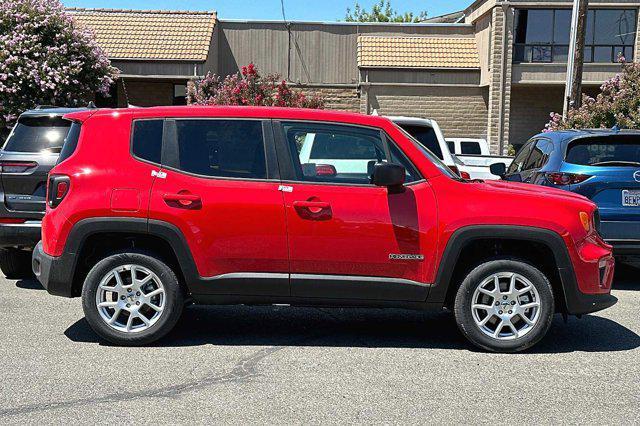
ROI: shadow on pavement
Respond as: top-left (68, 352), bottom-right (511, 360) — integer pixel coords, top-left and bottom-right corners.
top-left (613, 263), bottom-right (640, 291)
top-left (15, 278), bottom-right (43, 290)
top-left (64, 304), bottom-right (640, 353)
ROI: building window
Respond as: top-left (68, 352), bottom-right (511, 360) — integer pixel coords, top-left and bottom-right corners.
top-left (514, 8), bottom-right (637, 63)
top-left (173, 84), bottom-right (187, 105)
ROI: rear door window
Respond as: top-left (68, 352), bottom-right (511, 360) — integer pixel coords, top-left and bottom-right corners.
top-left (566, 135), bottom-right (640, 166)
top-left (396, 124), bottom-right (444, 160)
top-left (132, 120), bottom-right (163, 164)
top-left (173, 120), bottom-right (266, 179)
top-left (446, 141), bottom-right (456, 153)
top-left (3, 116), bottom-right (71, 153)
top-left (461, 141), bottom-right (482, 155)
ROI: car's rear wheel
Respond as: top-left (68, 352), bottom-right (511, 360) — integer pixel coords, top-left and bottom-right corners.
top-left (0, 248), bottom-right (34, 279)
top-left (454, 259), bottom-right (555, 352)
top-left (81, 252), bottom-right (184, 346)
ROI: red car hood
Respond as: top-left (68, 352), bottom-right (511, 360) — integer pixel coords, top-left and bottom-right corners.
top-left (480, 179), bottom-right (591, 203)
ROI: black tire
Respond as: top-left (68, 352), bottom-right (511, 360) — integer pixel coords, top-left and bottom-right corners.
top-left (81, 251), bottom-right (184, 346)
top-left (0, 248), bottom-right (34, 279)
top-left (454, 259), bottom-right (555, 353)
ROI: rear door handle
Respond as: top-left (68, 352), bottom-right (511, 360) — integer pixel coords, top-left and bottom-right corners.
top-left (163, 192), bottom-right (201, 208)
top-left (293, 201), bottom-right (331, 209)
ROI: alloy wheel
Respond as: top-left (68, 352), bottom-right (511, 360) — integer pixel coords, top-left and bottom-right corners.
top-left (95, 264), bottom-right (166, 333)
top-left (471, 272), bottom-right (541, 340)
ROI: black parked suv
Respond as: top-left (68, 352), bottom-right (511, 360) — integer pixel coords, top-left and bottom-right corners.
top-left (0, 106), bottom-right (87, 278)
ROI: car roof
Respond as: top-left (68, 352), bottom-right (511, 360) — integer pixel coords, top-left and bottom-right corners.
top-left (532, 128), bottom-right (640, 144)
top-left (21, 107), bottom-right (89, 118)
top-left (65, 106), bottom-right (396, 128)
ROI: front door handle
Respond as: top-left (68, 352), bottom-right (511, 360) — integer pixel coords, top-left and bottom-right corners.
top-left (163, 192), bottom-right (201, 208)
top-left (293, 200), bottom-right (332, 220)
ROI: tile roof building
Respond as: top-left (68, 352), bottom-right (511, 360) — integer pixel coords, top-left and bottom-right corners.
top-left (72, 0), bottom-right (639, 153)
top-left (69, 8), bottom-right (216, 61)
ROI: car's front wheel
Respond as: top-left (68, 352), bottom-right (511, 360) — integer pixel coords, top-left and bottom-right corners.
top-left (81, 252), bottom-right (184, 346)
top-left (454, 259), bottom-right (555, 352)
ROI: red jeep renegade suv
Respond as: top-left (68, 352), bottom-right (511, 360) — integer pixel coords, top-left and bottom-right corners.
top-left (32, 107), bottom-right (616, 352)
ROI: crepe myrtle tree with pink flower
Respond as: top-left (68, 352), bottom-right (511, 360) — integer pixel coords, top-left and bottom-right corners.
top-left (187, 63), bottom-right (324, 109)
top-left (0, 0), bottom-right (118, 133)
top-left (546, 58), bottom-right (640, 132)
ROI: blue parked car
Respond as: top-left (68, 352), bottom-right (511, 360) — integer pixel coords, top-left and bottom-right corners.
top-left (491, 129), bottom-right (640, 265)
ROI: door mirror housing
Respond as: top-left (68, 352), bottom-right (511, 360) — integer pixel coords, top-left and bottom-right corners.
top-left (372, 162), bottom-right (406, 191)
top-left (490, 162), bottom-right (507, 178)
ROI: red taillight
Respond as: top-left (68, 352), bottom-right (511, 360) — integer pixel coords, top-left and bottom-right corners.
top-left (448, 165), bottom-right (461, 176)
top-left (315, 164), bottom-right (337, 176)
top-left (0, 161), bottom-right (38, 173)
top-left (460, 171), bottom-right (471, 180)
top-left (0, 218), bottom-right (27, 224)
top-left (55, 181), bottom-right (68, 199)
top-left (47, 175), bottom-right (70, 208)
top-left (545, 172), bottom-right (591, 185)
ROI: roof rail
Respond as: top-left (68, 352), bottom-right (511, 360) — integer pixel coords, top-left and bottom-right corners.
top-left (87, 101), bottom-right (97, 109)
top-left (34, 105), bottom-right (59, 110)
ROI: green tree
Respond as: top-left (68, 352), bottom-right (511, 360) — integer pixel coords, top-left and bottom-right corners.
top-left (345, 0), bottom-right (427, 23)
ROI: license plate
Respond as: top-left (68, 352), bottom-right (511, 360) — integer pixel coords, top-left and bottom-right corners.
top-left (622, 190), bottom-right (640, 207)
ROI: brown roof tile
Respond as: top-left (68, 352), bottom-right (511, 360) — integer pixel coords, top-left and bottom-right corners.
top-left (357, 36), bottom-right (480, 69)
top-left (68, 8), bottom-right (216, 61)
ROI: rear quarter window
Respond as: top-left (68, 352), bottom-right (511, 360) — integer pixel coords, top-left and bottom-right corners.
top-left (57, 122), bottom-right (81, 164)
top-left (565, 135), bottom-right (640, 166)
top-left (132, 120), bottom-right (163, 164)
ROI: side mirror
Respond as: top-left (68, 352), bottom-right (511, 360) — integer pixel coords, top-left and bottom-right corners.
top-left (372, 162), bottom-right (405, 192)
top-left (490, 162), bottom-right (507, 178)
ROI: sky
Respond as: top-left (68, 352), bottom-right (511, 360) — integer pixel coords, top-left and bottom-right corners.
top-left (62, 0), bottom-right (470, 22)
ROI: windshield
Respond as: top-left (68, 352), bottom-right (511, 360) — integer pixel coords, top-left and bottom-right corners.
top-left (394, 124), bottom-right (460, 180)
top-left (3, 116), bottom-right (70, 154)
top-left (566, 135), bottom-right (640, 166)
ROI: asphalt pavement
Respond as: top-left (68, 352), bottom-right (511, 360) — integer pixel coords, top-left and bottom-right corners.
top-left (0, 267), bottom-right (638, 424)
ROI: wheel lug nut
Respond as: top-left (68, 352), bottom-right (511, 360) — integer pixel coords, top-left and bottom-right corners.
top-left (503, 296), bottom-right (508, 300)
top-left (495, 301), bottom-right (500, 306)
top-left (508, 310), bottom-right (513, 314)
top-left (136, 292), bottom-right (141, 296)
top-left (120, 296), bottom-right (125, 300)
top-left (127, 288), bottom-right (132, 292)
top-left (136, 301), bottom-right (140, 305)
top-left (499, 310), bottom-right (503, 314)
top-left (511, 301), bottom-right (516, 305)
top-left (126, 304), bottom-right (131, 308)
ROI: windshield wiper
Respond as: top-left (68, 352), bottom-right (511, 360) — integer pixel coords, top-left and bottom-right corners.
top-left (589, 160), bottom-right (640, 167)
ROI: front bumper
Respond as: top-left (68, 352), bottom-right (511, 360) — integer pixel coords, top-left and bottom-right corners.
top-left (0, 221), bottom-right (41, 248)
top-left (32, 241), bottom-right (75, 297)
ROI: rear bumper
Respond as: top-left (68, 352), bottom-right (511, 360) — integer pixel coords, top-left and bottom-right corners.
top-left (600, 220), bottom-right (640, 255)
top-left (32, 241), bottom-right (75, 297)
top-left (0, 222), bottom-right (41, 248)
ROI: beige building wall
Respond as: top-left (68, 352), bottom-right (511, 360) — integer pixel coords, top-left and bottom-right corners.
top-left (362, 85), bottom-right (489, 139)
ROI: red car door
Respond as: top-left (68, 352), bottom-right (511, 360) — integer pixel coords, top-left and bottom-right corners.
top-left (275, 121), bottom-right (438, 301)
top-left (148, 118), bottom-right (289, 296)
